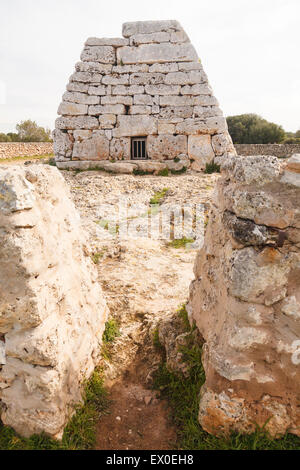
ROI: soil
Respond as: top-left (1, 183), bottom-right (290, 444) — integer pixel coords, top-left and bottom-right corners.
top-left (61, 170), bottom-right (217, 450)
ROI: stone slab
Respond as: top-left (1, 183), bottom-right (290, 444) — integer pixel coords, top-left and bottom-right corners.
top-left (117, 43), bottom-right (198, 65)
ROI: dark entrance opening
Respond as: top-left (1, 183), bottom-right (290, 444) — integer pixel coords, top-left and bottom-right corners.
top-left (131, 137), bottom-right (148, 160)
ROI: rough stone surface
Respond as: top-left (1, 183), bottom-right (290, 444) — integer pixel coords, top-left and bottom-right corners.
top-left (147, 135), bottom-right (187, 160)
top-left (188, 135), bottom-right (215, 171)
top-left (54, 20), bottom-right (235, 166)
top-left (0, 165), bottom-right (108, 438)
top-left (188, 155), bottom-right (300, 438)
top-left (73, 133), bottom-right (110, 160)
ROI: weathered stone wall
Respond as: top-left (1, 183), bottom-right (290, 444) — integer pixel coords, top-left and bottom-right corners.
top-left (54, 20), bottom-right (236, 170)
top-left (0, 165), bottom-right (108, 438)
top-left (188, 154), bottom-right (300, 437)
top-left (0, 142), bottom-right (53, 159)
top-left (235, 144), bottom-right (300, 158)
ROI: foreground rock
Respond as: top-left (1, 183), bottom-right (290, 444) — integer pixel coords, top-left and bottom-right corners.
top-left (188, 155), bottom-right (300, 437)
top-left (0, 165), bottom-right (108, 438)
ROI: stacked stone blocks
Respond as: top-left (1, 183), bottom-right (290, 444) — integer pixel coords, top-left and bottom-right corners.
top-left (54, 20), bottom-right (235, 170)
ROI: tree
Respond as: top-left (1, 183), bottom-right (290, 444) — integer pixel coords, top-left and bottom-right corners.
top-left (226, 114), bottom-right (286, 144)
top-left (0, 133), bottom-right (11, 142)
top-left (16, 120), bottom-right (51, 142)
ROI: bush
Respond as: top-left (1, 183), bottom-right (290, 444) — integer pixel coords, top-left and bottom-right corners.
top-left (227, 114), bottom-right (286, 144)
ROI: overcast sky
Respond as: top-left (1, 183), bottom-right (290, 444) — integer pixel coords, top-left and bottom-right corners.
top-left (0, 0), bottom-right (299, 134)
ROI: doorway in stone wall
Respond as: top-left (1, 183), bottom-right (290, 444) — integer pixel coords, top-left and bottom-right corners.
top-left (131, 137), bottom-right (148, 160)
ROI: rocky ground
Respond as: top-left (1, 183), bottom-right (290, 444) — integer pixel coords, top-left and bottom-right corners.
top-left (61, 169), bottom-right (218, 449)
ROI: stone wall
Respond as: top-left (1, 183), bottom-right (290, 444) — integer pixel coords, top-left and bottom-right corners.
top-left (0, 142), bottom-right (53, 159)
top-left (54, 20), bottom-right (236, 171)
top-left (235, 144), bottom-right (300, 158)
top-left (188, 154), bottom-right (300, 437)
top-left (0, 165), bottom-right (108, 438)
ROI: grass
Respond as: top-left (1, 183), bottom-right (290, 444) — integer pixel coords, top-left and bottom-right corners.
top-left (204, 161), bottom-right (221, 174)
top-left (0, 369), bottom-right (110, 450)
top-left (0, 153), bottom-right (54, 164)
top-left (91, 251), bottom-right (105, 265)
top-left (168, 237), bottom-right (195, 249)
top-left (158, 168), bottom-right (169, 177)
top-left (102, 318), bottom-right (121, 344)
top-left (150, 188), bottom-right (169, 205)
top-left (133, 168), bottom-right (153, 176)
top-left (171, 166), bottom-right (187, 175)
top-left (153, 327), bottom-right (164, 353)
top-left (153, 307), bottom-right (300, 451)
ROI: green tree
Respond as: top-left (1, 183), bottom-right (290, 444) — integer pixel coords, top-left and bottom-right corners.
top-left (16, 120), bottom-right (51, 142)
top-left (0, 133), bottom-right (11, 142)
top-left (226, 114), bottom-right (285, 144)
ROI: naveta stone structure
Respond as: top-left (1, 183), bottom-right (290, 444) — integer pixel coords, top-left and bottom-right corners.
top-left (188, 154), bottom-right (300, 437)
top-left (0, 165), bottom-right (108, 438)
top-left (54, 20), bottom-right (235, 172)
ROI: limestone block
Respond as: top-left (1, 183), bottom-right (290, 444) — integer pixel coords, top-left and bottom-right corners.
top-left (122, 20), bottom-right (183, 38)
top-left (157, 121), bottom-right (175, 134)
top-left (101, 95), bottom-right (133, 105)
top-left (194, 106), bottom-right (223, 119)
top-left (110, 137), bottom-right (131, 160)
top-left (178, 61), bottom-right (202, 71)
top-left (286, 154), bottom-right (300, 173)
top-left (193, 95), bottom-right (219, 106)
top-left (212, 133), bottom-right (236, 156)
top-left (147, 135), bottom-right (187, 160)
top-left (72, 133), bottom-right (109, 160)
top-left (188, 135), bottom-right (215, 171)
top-left (112, 64), bottom-right (149, 74)
top-left (152, 106), bottom-right (160, 114)
top-left (88, 104), bottom-right (126, 115)
top-left (160, 96), bottom-right (193, 106)
top-left (170, 31), bottom-right (190, 43)
top-left (67, 82), bottom-right (89, 93)
top-left (129, 73), bottom-right (165, 85)
top-left (102, 74), bottom-right (129, 85)
top-left (55, 116), bottom-right (99, 130)
top-left (99, 114), bottom-right (116, 129)
top-left (149, 63), bottom-right (178, 73)
top-left (130, 32), bottom-right (171, 45)
top-left (117, 43), bottom-right (198, 65)
top-left (113, 115), bottom-right (157, 137)
top-left (70, 72), bottom-right (102, 84)
top-left (57, 102), bottom-right (88, 116)
top-left (0, 165), bottom-right (107, 437)
top-left (73, 130), bottom-right (92, 141)
top-left (181, 84), bottom-right (212, 95)
top-left (62, 91), bottom-right (99, 105)
top-left (164, 71), bottom-right (202, 85)
top-left (129, 105), bottom-right (151, 115)
top-left (112, 85), bottom-right (144, 95)
top-left (134, 161), bottom-right (166, 173)
top-left (159, 107), bottom-right (193, 119)
top-left (133, 95), bottom-right (154, 105)
top-left (80, 46), bottom-right (116, 64)
top-left (176, 117), bottom-right (227, 135)
top-left (75, 61), bottom-right (112, 74)
top-left (145, 84), bottom-right (180, 95)
top-left (53, 129), bottom-right (73, 157)
top-left (85, 37), bottom-right (129, 47)
top-left (88, 85), bottom-right (107, 96)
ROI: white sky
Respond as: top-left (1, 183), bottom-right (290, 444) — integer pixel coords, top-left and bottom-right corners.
top-left (0, 0), bottom-right (299, 134)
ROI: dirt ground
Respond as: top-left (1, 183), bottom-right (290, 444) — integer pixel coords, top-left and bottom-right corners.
top-left (62, 169), bottom-right (217, 450)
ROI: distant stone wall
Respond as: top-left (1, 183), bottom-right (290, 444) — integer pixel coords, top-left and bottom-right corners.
top-left (235, 144), bottom-right (300, 158)
top-left (0, 142), bottom-right (54, 159)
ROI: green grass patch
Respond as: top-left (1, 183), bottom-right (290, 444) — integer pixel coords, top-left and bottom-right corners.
top-left (153, 338), bottom-right (300, 450)
top-left (204, 161), bottom-right (221, 174)
top-left (153, 327), bottom-right (164, 352)
top-left (171, 166), bottom-right (187, 175)
top-left (168, 237), bottom-right (194, 249)
top-left (158, 168), bottom-right (169, 177)
top-left (150, 188), bottom-right (169, 205)
top-left (0, 153), bottom-right (54, 164)
top-left (0, 369), bottom-right (110, 450)
top-left (177, 304), bottom-right (191, 332)
top-left (103, 318), bottom-right (121, 344)
top-left (133, 168), bottom-right (153, 176)
top-left (91, 252), bottom-right (105, 265)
